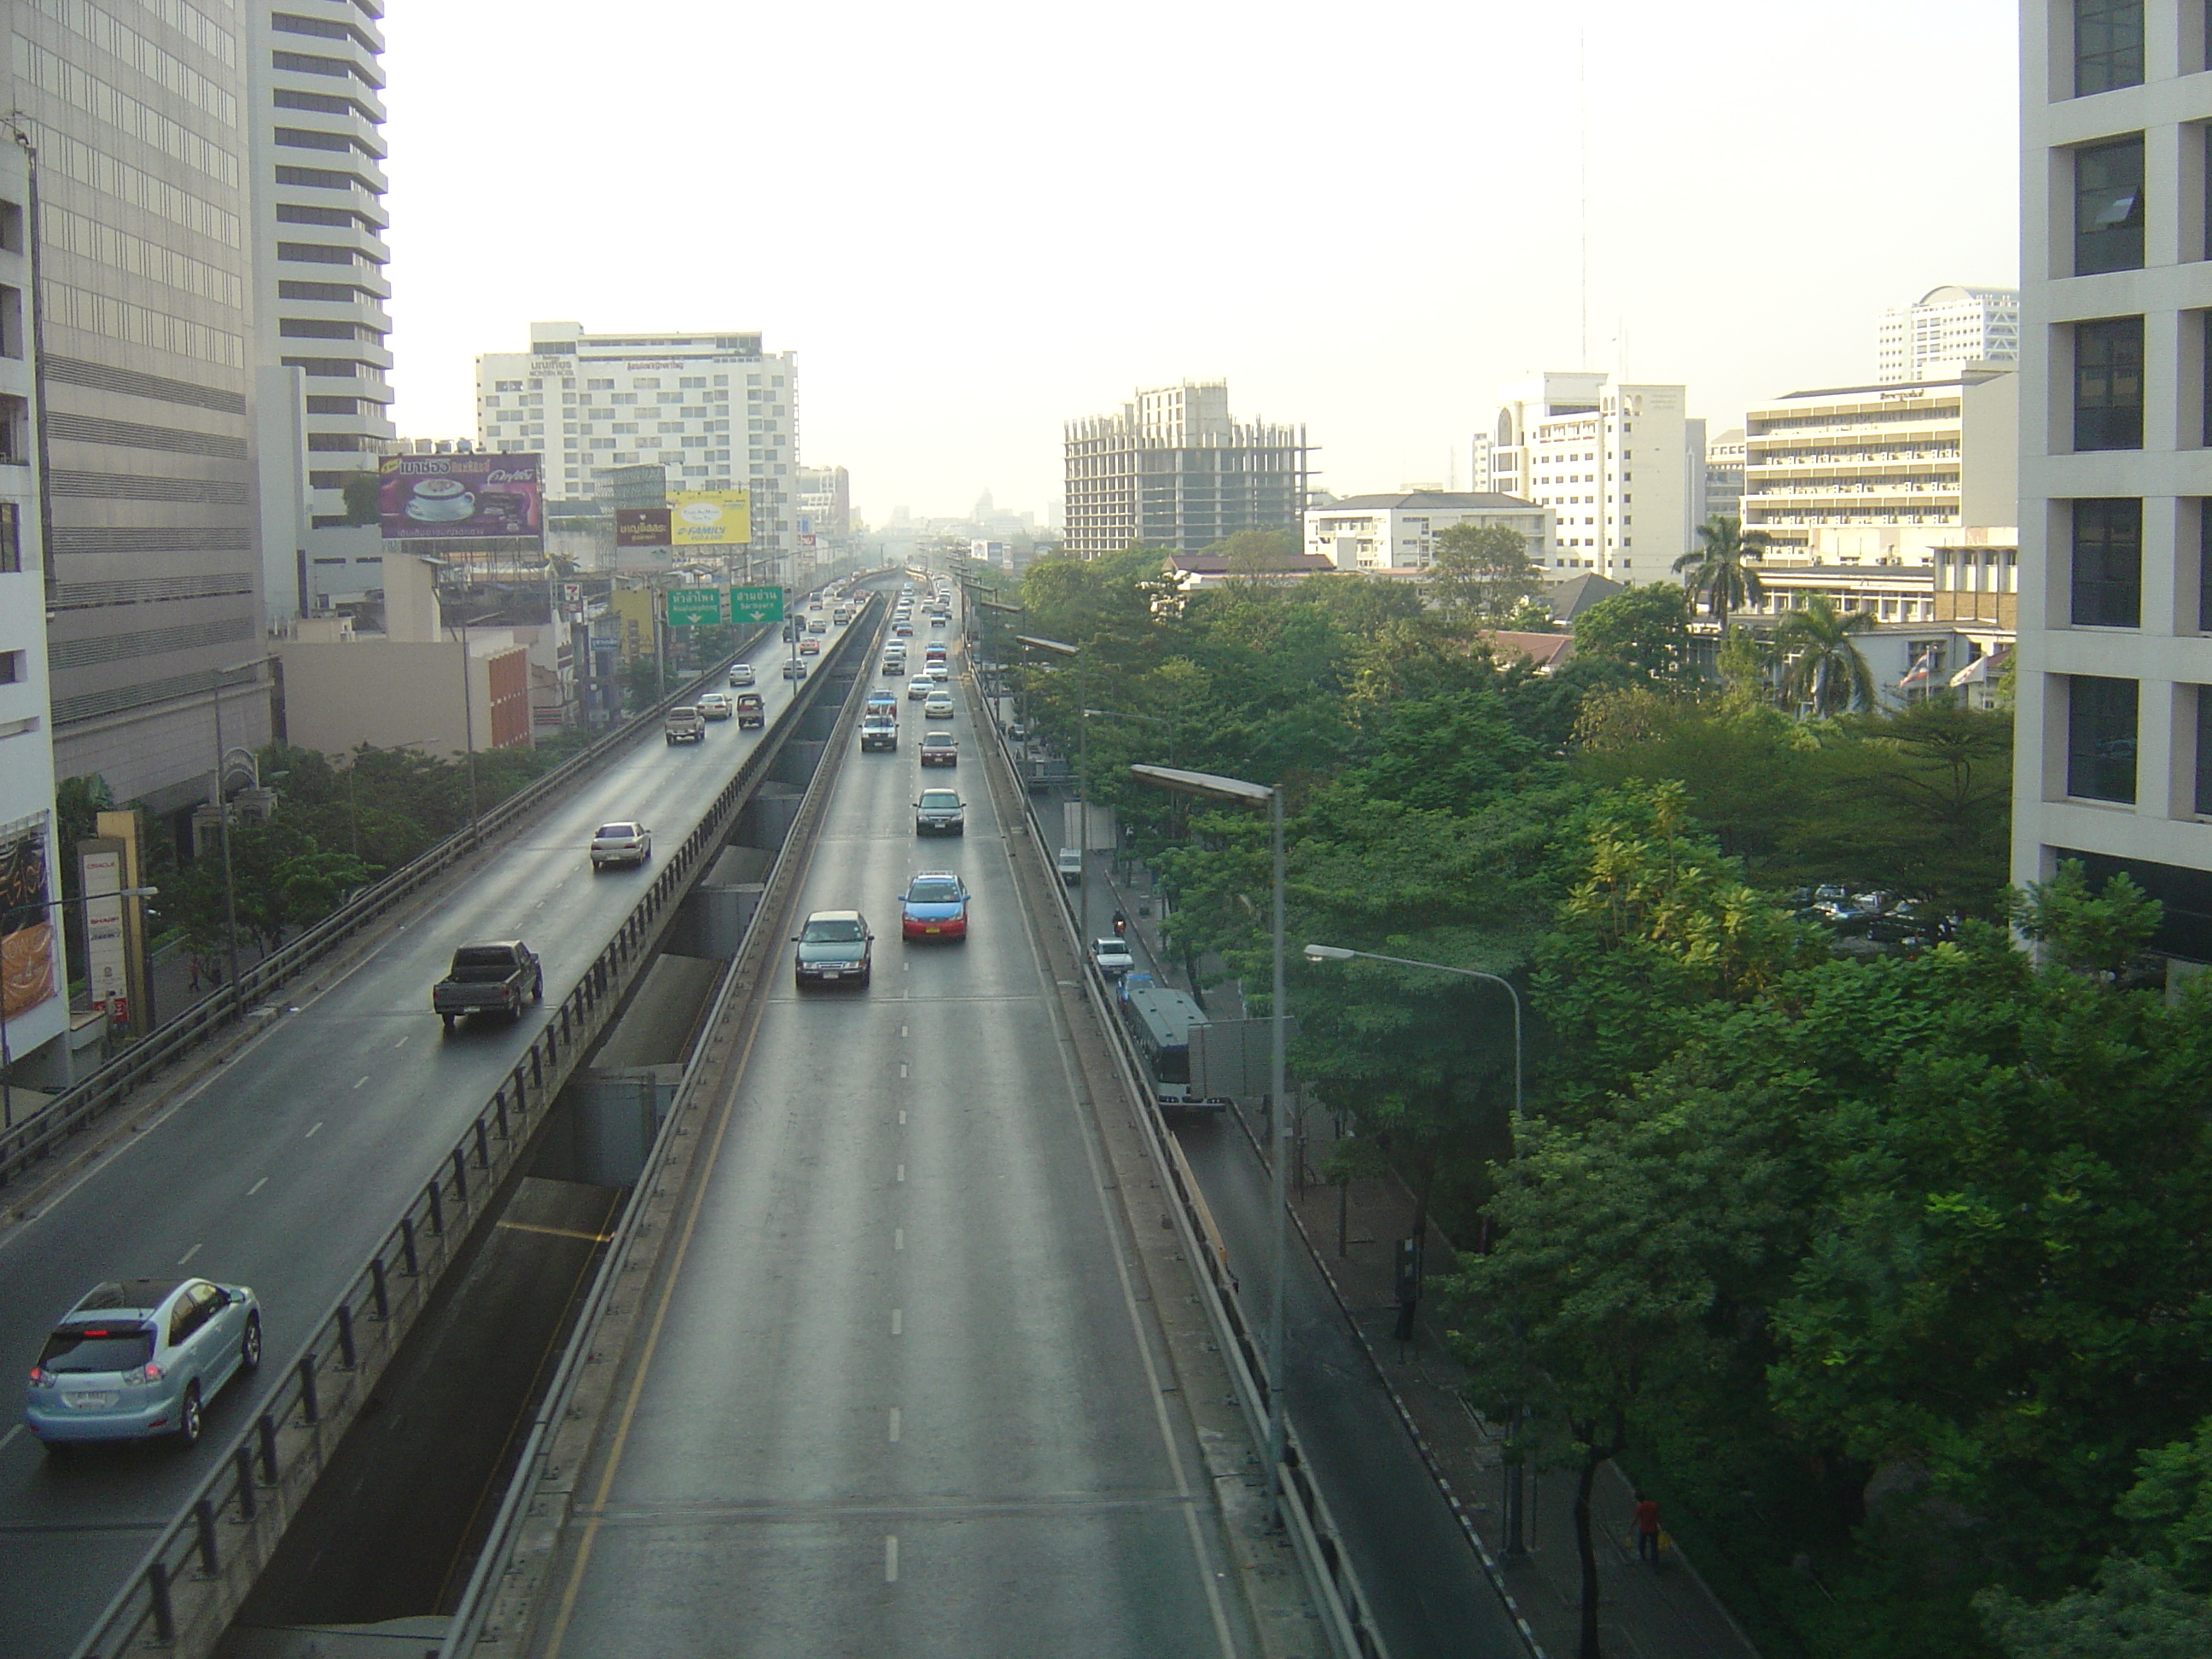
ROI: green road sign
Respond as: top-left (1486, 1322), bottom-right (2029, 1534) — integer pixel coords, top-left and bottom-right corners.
top-left (665, 587), bottom-right (725, 627)
top-left (729, 585), bottom-right (786, 625)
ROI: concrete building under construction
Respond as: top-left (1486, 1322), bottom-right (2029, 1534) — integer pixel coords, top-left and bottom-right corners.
top-left (1062, 382), bottom-right (1308, 558)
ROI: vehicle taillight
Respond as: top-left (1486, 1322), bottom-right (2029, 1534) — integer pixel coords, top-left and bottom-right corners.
top-left (122, 1362), bottom-right (163, 1386)
top-left (29, 1366), bottom-right (49, 1387)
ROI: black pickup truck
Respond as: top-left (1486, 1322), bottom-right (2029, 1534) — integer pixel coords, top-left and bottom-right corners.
top-left (433, 940), bottom-right (543, 1030)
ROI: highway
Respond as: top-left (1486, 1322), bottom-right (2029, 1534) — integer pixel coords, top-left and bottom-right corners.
top-left (531, 645), bottom-right (1254, 1656)
top-left (0, 604), bottom-right (865, 1658)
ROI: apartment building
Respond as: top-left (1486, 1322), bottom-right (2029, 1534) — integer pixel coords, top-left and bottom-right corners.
top-left (1741, 370), bottom-right (2019, 564)
top-left (247, 0), bottom-right (395, 619)
top-left (1877, 284), bottom-right (2023, 382)
top-left (1062, 381), bottom-right (1308, 558)
top-left (477, 322), bottom-right (800, 579)
top-left (1473, 372), bottom-right (1700, 577)
top-left (1706, 428), bottom-right (1747, 521)
top-left (2016, 0), bottom-right (2212, 963)
top-left (1302, 491), bottom-right (1552, 572)
top-left (14, 0), bottom-right (268, 814)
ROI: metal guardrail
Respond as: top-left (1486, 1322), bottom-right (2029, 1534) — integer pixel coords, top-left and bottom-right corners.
top-left (1, 623), bottom-right (778, 1191)
top-left (978, 671), bottom-right (1390, 1659)
top-left (64, 607), bottom-right (875, 1659)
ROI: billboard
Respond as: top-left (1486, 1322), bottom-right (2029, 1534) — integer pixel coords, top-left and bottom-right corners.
top-left (669, 489), bottom-right (750, 547)
top-left (0, 834), bottom-right (54, 1022)
top-left (615, 508), bottom-right (671, 548)
top-left (380, 453), bottom-right (544, 540)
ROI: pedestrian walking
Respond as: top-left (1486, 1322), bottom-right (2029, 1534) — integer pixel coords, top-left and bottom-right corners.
top-left (1634, 1495), bottom-right (1662, 1562)
top-left (187, 953), bottom-right (202, 992)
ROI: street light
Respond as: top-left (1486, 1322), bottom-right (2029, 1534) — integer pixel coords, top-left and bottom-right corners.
top-left (0, 886), bottom-right (158, 1130)
top-left (1303, 939), bottom-right (1528, 1558)
top-left (211, 655), bottom-right (275, 1004)
top-left (1130, 762), bottom-right (1289, 1529)
top-left (1015, 634), bottom-right (1091, 941)
top-left (447, 609), bottom-right (504, 838)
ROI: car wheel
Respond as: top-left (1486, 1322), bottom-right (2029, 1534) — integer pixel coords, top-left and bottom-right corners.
top-left (858, 970), bottom-right (871, 988)
top-left (176, 1383), bottom-right (202, 1447)
top-left (532, 972), bottom-right (545, 1003)
top-left (241, 1313), bottom-right (262, 1372)
top-left (441, 1014), bottom-right (456, 1033)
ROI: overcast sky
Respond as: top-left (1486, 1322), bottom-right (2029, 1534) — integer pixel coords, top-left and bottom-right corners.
top-left (382, 0), bottom-right (2019, 527)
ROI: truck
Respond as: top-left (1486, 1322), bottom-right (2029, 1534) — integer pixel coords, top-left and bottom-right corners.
top-left (860, 713), bottom-right (899, 751)
top-left (434, 940), bottom-right (543, 1031)
top-left (734, 691), bottom-right (765, 729)
top-left (664, 706), bottom-right (705, 744)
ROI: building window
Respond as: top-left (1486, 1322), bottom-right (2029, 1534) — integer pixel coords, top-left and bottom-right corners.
top-left (2197, 688), bottom-right (2212, 816)
top-left (2075, 0), bottom-right (2145, 95)
top-left (2074, 500), bottom-right (2143, 626)
top-left (2074, 317), bottom-right (2144, 449)
top-left (2069, 675), bottom-right (2139, 802)
top-left (2076, 136), bottom-right (2146, 274)
top-left (0, 503), bottom-right (17, 573)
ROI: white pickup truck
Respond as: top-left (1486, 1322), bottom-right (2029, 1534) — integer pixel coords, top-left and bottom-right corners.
top-left (664, 707), bottom-right (705, 744)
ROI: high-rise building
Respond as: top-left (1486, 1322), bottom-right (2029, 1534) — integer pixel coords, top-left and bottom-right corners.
top-left (1474, 372), bottom-right (1700, 577)
top-left (2015, 1), bottom-right (2212, 965)
top-left (1705, 428), bottom-right (1747, 522)
top-left (1877, 285), bottom-right (2021, 383)
top-left (246, 0), bottom-right (395, 620)
top-left (15, 0), bottom-right (268, 814)
top-left (475, 322), bottom-right (799, 579)
top-left (1062, 381), bottom-right (1308, 559)
top-left (1741, 369), bottom-right (2017, 564)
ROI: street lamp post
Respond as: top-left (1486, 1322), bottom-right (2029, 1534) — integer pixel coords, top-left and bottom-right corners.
top-left (1015, 635), bottom-right (1089, 941)
top-left (448, 609), bottom-right (503, 839)
top-left (1130, 763), bottom-right (1289, 1528)
top-left (210, 656), bottom-right (274, 1004)
top-left (0, 886), bottom-right (158, 1130)
top-left (1302, 939), bottom-right (1527, 1555)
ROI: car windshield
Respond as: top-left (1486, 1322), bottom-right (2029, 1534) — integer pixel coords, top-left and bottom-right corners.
top-left (923, 736), bottom-right (954, 748)
top-left (1096, 939), bottom-right (1128, 953)
top-left (802, 919), bottom-right (864, 943)
top-left (595, 825), bottom-right (638, 839)
top-left (907, 880), bottom-right (963, 905)
top-left (39, 1324), bottom-right (154, 1374)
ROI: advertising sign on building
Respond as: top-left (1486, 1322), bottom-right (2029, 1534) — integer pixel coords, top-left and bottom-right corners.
top-left (379, 453), bottom-right (544, 540)
top-left (615, 509), bottom-right (671, 548)
top-left (728, 585), bottom-right (786, 625)
top-left (669, 489), bottom-right (751, 547)
top-left (665, 587), bottom-right (726, 628)
top-left (0, 834), bottom-right (55, 1022)
top-left (79, 842), bottom-right (125, 1025)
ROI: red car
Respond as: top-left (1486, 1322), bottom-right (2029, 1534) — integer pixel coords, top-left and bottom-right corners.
top-left (899, 872), bottom-right (969, 941)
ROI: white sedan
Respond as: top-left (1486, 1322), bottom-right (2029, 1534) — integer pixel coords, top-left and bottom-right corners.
top-left (591, 821), bottom-right (652, 868)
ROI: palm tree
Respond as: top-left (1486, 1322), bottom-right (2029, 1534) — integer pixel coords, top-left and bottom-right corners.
top-left (1773, 594), bottom-right (1877, 717)
top-left (1673, 516), bottom-right (1771, 632)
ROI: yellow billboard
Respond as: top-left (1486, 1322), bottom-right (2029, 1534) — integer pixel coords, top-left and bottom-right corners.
top-left (608, 587), bottom-right (656, 660)
top-left (669, 489), bottom-right (751, 547)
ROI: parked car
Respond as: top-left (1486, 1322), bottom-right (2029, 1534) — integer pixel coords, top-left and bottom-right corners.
top-left (915, 788), bottom-right (965, 835)
top-left (728, 662), bottom-right (755, 688)
top-left (899, 872), bottom-right (970, 941)
top-left (26, 1278), bottom-right (262, 1448)
top-left (919, 731), bottom-right (958, 766)
top-left (793, 911), bottom-right (872, 988)
top-left (735, 692), bottom-right (765, 728)
top-left (433, 940), bottom-right (543, 1029)
top-left (664, 707), bottom-right (705, 744)
top-left (1092, 937), bottom-right (1135, 980)
top-left (590, 821), bottom-right (652, 869)
top-left (696, 692), bottom-right (734, 720)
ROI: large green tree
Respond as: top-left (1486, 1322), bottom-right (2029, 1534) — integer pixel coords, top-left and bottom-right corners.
top-left (1774, 594), bottom-right (1877, 717)
top-left (1673, 515), bottom-right (1771, 633)
top-left (1428, 521), bottom-right (1549, 629)
top-left (1571, 585), bottom-right (1691, 684)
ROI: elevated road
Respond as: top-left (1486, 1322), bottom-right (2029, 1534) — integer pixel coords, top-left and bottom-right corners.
top-left (528, 655), bottom-right (1254, 1656)
top-left (0, 607), bottom-right (868, 1658)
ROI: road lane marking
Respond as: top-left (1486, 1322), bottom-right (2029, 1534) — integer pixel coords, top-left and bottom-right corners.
top-left (898, 1109), bottom-right (906, 1126)
top-left (497, 1220), bottom-right (617, 1243)
top-left (352, 1076), bottom-right (368, 1090)
top-left (393, 1035), bottom-right (409, 1049)
top-left (247, 1178), bottom-right (267, 1196)
top-left (0, 1423), bottom-right (21, 1454)
top-left (891, 1308), bottom-right (902, 1336)
top-left (894, 1228), bottom-right (904, 1252)
top-left (306, 1121), bottom-right (323, 1138)
top-left (895, 1164), bottom-right (905, 1184)
top-left (899, 1024), bottom-right (907, 1038)
top-left (885, 1535), bottom-right (899, 1582)
top-left (177, 1243), bottom-right (201, 1266)
top-left (888, 1408), bottom-right (900, 1443)
top-left (899, 1062), bottom-right (907, 1078)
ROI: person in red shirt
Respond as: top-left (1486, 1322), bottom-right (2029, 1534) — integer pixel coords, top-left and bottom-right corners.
top-left (1633, 1496), bottom-right (1662, 1561)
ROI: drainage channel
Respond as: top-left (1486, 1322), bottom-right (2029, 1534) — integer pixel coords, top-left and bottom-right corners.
top-left (209, 663), bottom-right (863, 1659)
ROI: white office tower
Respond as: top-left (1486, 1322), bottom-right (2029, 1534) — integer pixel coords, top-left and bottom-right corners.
top-left (2014, 1), bottom-right (2212, 967)
top-left (475, 323), bottom-right (800, 578)
top-left (1877, 286), bottom-right (2023, 383)
top-left (1475, 373), bottom-right (1699, 576)
top-left (247, 0), bottom-right (395, 620)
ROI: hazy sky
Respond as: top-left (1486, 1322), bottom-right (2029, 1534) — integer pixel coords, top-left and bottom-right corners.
top-left (382, 0), bottom-right (2019, 526)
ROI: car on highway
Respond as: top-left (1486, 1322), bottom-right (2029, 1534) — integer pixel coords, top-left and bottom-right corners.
top-left (882, 655), bottom-right (905, 676)
top-left (664, 707), bottom-right (705, 744)
top-left (899, 872), bottom-right (970, 941)
top-left (832, 607), bottom-right (851, 625)
top-left (793, 910), bottom-right (872, 989)
top-left (807, 619), bottom-right (828, 635)
top-left (860, 714), bottom-right (899, 751)
top-left (906, 675), bottom-right (934, 701)
top-left (919, 731), bottom-right (958, 766)
top-left (728, 662), bottom-right (755, 688)
top-left (798, 637), bottom-right (821, 657)
top-left (783, 659), bottom-right (809, 680)
top-left (735, 691), bottom-right (765, 727)
top-left (434, 940), bottom-right (544, 1028)
top-left (696, 692), bottom-right (734, 720)
top-left (865, 690), bottom-right (900, 718)
top-left (894, 623), bottom-right (914, 637)
top-left (1092, 937), bottom-right (1135, 979)
top-left (914, 788), bottom-right (964, 835)
top-left (27, 1277), bottom-right (263, 1449)
top-left (924, 691), bottom-right (955, 719)
top-left (590, 821), bottom-right (652, 869)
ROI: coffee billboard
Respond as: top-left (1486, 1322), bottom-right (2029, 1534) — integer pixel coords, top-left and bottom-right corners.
top-left (380, 454), bottom-right (544, 540)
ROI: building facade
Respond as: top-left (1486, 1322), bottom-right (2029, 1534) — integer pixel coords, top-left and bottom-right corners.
top-left (15, 0), bottom-right (270, 814)
top-left (247, 0), bottom-right (394, 620)
top-left (476, 321), bottom-right (800, 579)
top-left (1062, 381), bottom-right (1308, 559)
top-left (1474, 372), bottom-right (1700, 578)
top-left (1741, 369), bottom-right (2018, 563)
top-left (1705, 427), bottom-right (1747, 521)
top-left (2016, 0), bottom-right (2212, 963)
top-left (1877, 284), bottom-right (2022, 382)
top-left (1302, 491), bottom-right (1552, 572)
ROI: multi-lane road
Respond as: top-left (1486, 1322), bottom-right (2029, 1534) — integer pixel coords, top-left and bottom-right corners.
top-left (0, 609), bottom-right (863, 1657)
top-left (531, 653), bottom-right (1254, 1656)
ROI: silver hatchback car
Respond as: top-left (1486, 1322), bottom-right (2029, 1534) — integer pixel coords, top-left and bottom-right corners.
top-left (27, 1278), bottom-right (262, 1450)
